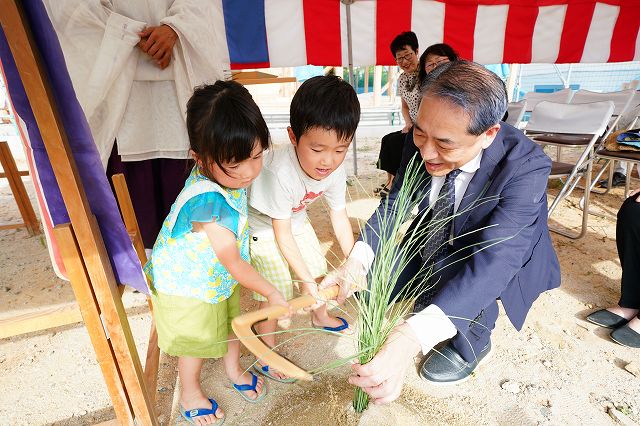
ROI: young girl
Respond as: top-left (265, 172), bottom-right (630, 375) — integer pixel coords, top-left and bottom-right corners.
top-left (144, 81), bottom-right (290, 425)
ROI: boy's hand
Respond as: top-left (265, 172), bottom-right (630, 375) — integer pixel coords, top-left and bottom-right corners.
top-left (301, 281), bottom-right (325, 311)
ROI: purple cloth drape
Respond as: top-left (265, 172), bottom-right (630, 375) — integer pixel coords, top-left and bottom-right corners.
top-left (0, 2), bottom-right (147, 293)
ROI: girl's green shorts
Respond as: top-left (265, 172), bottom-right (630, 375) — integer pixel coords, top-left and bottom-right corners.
top-left (151, 286), bottom-right (240, 359)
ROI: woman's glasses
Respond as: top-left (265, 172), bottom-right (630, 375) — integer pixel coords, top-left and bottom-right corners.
top-left (395, 52), bottom-right (414, 64)
top-left (425, 58), bottom-right (449, 71)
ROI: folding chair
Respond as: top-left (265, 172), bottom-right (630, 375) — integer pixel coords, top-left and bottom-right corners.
top-left (525, 100), bottom-right (615, 239)
top-left (505, 100), bottom-right (527, 128)
top-left (573, 89), bottom-right (640, 198)
top-left (523, 88), bottom-right (574, 113)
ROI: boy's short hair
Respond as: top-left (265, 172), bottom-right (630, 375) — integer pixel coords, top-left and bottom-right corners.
top-left (289, 75), bottom-right (360, 142)
top-left (390, 31), bottom-right (419, 57)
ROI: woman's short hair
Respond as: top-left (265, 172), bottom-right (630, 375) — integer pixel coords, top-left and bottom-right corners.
top-left (389, 31), bottom-right (419, 57)
top-left (418, 43), bottom-right (459, 84)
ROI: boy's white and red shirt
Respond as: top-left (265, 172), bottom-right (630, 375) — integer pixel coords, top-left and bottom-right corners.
top-left (249, 144), bottom-right (347, 237)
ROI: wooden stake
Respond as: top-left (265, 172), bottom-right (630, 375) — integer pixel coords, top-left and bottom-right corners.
top-left (0, 140), bottom-right (39, 234)
top-left (53, 224), bottom-right (134, 425)
top-left (111, 173), bottom-right (160, 404)
top-left (0, 302), bottom-right (82, 339)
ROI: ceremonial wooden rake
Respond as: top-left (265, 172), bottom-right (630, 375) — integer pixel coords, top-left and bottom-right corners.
top-left (232, 285), bottom-right (340, 381)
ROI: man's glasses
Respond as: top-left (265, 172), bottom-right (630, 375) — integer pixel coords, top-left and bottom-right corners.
top-left (395, 52), bottom-right (414, 64)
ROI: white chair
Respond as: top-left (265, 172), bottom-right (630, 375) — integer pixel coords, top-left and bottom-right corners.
top-left (525, 100), bottom-right (615, 239)
top-left (505, 100), bottom-right (527, 128)
top-left (570, 89), bottom-right (637, 129)
top-left (570, 89), bottom-right (640, 197)
top-left (523, 88), bottom-right (574, 112)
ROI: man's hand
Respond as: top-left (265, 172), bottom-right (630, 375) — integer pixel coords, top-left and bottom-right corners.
top-left (348, 323), bottom-right (422, 404)
top-left (138, 25), bottom-right (178, 69)
top-left (401, 124), bottom-right (412, 134)
top-left (320, 257), bottom-right (366, 304)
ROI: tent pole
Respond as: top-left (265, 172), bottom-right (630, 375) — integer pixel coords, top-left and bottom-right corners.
top-left (343, 0), bottom-right (357, 176)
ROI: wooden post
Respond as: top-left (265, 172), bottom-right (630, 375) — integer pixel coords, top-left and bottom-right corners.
top-left (364, 66), bottom-right (370, 94)
top-left (388, 66), bottom-right (397, 103)
top-left (0, 140), bottom-right (39, 234)
top-left (0, 2), bottom-right (156, 424)
top-left (506, 64), bottom-right (520, 102)
top-left (373, 65), bottom-right (382, 106)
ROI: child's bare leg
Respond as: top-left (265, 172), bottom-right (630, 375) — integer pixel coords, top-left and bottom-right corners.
top-left (223, 334), bottom-right (265, 398)
top-left (311, 303), bottom-right (351, 333)
top-left (254, 302), bottom-right (289, 380)
top-left (178, 356), bottom-right (224, 425)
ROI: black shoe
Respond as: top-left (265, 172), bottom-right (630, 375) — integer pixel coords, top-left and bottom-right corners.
top-left (586, 309), bottom-right (630, 329)
top-left (610, 323), bottom-right (640, 348)
top-left (419, 341), bottom-right (492, 385)
top-left (598, 172), bottom-right (626, 188)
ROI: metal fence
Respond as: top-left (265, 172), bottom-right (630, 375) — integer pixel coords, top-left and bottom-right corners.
top-left (514, 61), bottom-right (640, 100)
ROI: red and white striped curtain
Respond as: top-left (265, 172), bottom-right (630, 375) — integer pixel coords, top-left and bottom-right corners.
top-left (220, 0), bottom-right (640, 68)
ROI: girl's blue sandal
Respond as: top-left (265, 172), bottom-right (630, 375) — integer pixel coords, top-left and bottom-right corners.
top-left (179, 398), bottom-right (225, 425)
top-left (232, 371), bottom-right (268, 403)
top-left (253, 362), bottom-right (297, 383)
top-left (313, 316), bottom-right (351, 333)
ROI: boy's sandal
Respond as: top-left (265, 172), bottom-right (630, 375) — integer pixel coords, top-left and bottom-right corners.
top-left (253, 362), bottom-right (297, 383)
top-left (179, 398), bottom-right (225, 425)
top-left (312, 316), bottom-right (352, 334)
top-left (378, 187), bottom-right (390, 197)
top-left (232, 371), bottom-right (268, 403)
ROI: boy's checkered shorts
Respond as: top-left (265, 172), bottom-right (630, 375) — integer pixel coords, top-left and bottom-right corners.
top-left (250, 221), bottom-right (327, 302)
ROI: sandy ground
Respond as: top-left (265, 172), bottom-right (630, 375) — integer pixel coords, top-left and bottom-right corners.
top-left (1, 129), bottom-right (639, 426)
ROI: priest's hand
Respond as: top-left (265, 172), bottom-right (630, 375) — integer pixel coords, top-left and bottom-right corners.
top-left (138, 25), bottom-right (178, 69)
top-left (348, 323), bottom-right (421, 404)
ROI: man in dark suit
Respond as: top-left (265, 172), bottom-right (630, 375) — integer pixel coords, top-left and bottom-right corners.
top-left (322, 61), bottom-right (560, 404)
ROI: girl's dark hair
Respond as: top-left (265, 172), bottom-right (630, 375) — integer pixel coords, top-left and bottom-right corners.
top-left (418, 43), bottom-right (459, 84)
top-left (186, 81), bottom-right (270, 178)
top-left (389, 31), bottom-right (419, 57)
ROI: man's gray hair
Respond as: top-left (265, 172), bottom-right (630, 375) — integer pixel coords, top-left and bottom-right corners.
top-left (420, 60), bottom-right (508, 135)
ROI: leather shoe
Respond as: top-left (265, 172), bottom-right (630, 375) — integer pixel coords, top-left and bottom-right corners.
top-left (586, 309), bottom-right (629, 329)
top-left (598, 171), bottom-right (626, 188)
top-left (419, 341), bottom-right (492, 385)
top-left (610, 324), bottom-right (640, 348)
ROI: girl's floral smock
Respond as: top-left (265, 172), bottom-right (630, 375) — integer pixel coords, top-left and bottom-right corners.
top-left (144, 167), bottom-right (249, 304)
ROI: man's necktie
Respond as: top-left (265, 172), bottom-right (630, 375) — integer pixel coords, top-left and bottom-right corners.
top-left (415, 169), bottom-right (462, 310)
